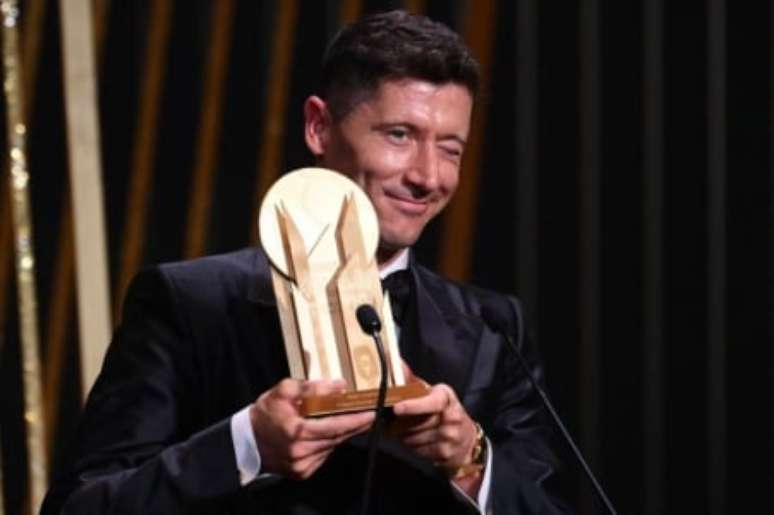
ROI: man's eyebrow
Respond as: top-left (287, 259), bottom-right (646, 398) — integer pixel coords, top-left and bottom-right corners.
top-left (373, 121), bottom-right (414, 131)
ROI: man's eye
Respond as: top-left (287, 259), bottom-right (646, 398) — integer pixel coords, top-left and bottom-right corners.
top-left (386, 128), bottom-right (409, 141)
top-left (441, 145), bottom-right (463, 158)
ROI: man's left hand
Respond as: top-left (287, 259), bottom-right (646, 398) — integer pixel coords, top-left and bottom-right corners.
top-left (391, 383), bottom-right (478, 476)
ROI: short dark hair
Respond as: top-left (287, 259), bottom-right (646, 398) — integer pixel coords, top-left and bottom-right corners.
top-left (319, 10), bottom-right (480, 120)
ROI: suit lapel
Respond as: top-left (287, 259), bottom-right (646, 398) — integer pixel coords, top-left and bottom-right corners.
top-left (231, 249), bottom-right (289, 394)
top-left (406, 265), bottom-right (484, 398)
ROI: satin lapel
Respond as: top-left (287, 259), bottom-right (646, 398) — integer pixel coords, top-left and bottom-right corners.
top-left (409, 266), bottom-right (484, 398)
top-left (247, 248), bottom-right (277, 306)
top-left (232, 249), bottom-right (289, 394)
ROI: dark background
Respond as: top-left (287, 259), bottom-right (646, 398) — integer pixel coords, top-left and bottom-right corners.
top-left (1, 1), bottom-right (771, 514)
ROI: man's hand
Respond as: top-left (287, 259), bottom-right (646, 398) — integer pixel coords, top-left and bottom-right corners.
top-left (391, 383), bottom-right (478, 475)
top-left (390, 363), bottom-right (484, 498)
top-left (250, 378), bottom-right (375, 479)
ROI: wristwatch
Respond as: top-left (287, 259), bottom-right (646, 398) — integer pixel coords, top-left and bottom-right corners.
top-left (452, 422), bottom-right (486, 479)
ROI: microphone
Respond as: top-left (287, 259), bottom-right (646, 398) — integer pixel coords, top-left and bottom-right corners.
top-left (481, 304), bottom-right (618, 515)
top-left (355, 304), bottom-right (388, 515)
top-left (356, 304), bottom-right (382, 334)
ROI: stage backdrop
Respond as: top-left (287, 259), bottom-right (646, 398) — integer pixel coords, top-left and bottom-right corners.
top-left (0, 1), bottom-right (771, 514)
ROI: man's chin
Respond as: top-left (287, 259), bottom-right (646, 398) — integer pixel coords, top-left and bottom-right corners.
top-left (379, 231), bottom-right (420, 251)
top-left (376, 233), bottom-right (419, 261)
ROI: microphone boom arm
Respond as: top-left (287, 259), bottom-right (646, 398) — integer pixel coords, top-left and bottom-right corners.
top-left (482, 305), bottom-right (618, 515)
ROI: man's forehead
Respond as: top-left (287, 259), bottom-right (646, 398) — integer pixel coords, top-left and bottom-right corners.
top-left (336, 78), bottom-right (473, 117)
top-left (346, 79), bottom-right (473, 119)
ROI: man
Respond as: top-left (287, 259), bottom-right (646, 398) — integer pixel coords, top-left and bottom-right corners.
top-left (42, 10), bottom-right (568, 515)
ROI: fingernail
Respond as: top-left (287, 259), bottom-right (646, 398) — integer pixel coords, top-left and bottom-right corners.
top-left (332, 379), bottom-right (347, 389)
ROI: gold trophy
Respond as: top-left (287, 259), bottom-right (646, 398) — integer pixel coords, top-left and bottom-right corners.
top-left (258, 168), bottom-right (427, 416)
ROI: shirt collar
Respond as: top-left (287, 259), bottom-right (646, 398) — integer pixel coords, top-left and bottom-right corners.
top-left (378, 248), bottom-right (410, 279)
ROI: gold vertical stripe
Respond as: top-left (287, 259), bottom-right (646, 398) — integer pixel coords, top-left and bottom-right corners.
top-left (0, 166), bottom-right (11, 344)
top-left (1, 2), bottom-right (48, 512)
top-left (21, 0), bottom-right (45, 122)
top-left (250, 0), bottom-right (299, 243)
top-left (43, 0), bottom-right (112, 452)
top-left (0, 169), bottom-right (8, 515)
top-left (43, 197), bottom-right (73, 454)
top-left (93, 0), bottom-right (111, 69)
top-left (61, 0), bottom-right (112, 397)
top-left (16, 0), bottom-right (50, 479)
top-left (402, 0), bottom-right (427, 15)
top-left (438, 0), bottom-right (497, 281)
top-left (115, 0), bottom-right (173, 317)
top-left (184, 0), bottom-right (235, 258)
top-left (1, 0), bottom-right (46, 376)
top-left (339, 0), bottom-right (362, 25)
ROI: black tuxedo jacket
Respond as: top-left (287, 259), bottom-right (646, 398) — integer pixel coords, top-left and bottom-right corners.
top-left (42, 248), bottom-right (569, 514)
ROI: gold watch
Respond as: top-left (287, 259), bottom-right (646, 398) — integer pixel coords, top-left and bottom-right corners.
top-left (452, 422), bottom-right (486, 479)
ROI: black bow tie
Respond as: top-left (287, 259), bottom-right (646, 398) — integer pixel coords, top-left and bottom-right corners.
top-left (381, 270), bottom-right (412, 325)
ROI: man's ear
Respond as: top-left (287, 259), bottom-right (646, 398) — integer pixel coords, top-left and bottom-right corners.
top-left (304, 95), bottom-right (331, 157)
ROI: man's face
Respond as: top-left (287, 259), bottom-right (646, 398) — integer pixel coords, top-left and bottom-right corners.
top-left (305, 79), bottom-right (473, 260)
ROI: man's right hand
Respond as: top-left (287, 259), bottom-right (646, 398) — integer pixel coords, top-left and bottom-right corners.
top-left (249, 378), bottom-right (375, 479)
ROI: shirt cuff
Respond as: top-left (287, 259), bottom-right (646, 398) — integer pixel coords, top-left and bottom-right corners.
top-left (451, 437), bottom-right (494, 514)
top-left (478, 437), bottom-right (494, 513)
top-left (231, 405), bottom-right (262, 485)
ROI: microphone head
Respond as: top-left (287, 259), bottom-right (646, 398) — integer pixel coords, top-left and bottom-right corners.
top-left (356, 304), bottom-right (382, 334)
top-left (480, 302), bottom-right (514, 335)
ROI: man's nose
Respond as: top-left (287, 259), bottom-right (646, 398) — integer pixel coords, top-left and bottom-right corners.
top-left (407, 143), bottom-right (440, 191)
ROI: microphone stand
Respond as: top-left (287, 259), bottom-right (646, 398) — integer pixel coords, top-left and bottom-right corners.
top-left (484, 308), bottom-right (618, 515)
top-left (356, 305), bottom-right (389, 515)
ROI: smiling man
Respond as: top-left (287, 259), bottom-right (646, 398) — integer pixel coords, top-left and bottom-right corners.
top-left (304, 78), bottom-right (470, 261)
top-left (41, 10), bottom-right (568, 515)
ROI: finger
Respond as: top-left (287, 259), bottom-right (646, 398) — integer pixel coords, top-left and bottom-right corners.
top-left (407, 441), bottom-right (456, 465)
top-left (271, 378), bottom-right (305, 401)
top-left (390, 413), bottom-right (440, 437)
top-left (400, 428), bottom-right (440, 447)
top-left (287, 437), bottom-right (343, 461)
top-left (393, 384), bottom-right (455, 416)
top-left (297, 410), bottom-right (375, 440)
top-left (401, 415), bottom-right (465, 445)
top-left (271, 378), bottom-right (347, 404)
top-left (289, 415), bottom-right (373, 460)
top-left (301, 379), bottom-right (349, 397)
top-left (320, 418), bottom-right (374, 442)
top-left (287, 448), bottom-right (334, 480)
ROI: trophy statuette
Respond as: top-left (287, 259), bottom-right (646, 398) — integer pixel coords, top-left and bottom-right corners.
top-left (258, 167), bottom-right (427, 416)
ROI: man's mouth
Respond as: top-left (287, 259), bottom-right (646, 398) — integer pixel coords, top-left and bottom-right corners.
top-left (384, 192), bottom-right (430, 215)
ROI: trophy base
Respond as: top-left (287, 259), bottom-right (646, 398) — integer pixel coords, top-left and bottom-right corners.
top-left (301, 381), bottom-right (429, 417)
